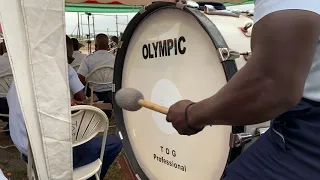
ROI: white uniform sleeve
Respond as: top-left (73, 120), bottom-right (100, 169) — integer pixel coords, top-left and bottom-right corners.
top-left (77, 56), bottom-right (90, 77)
top-left (68, 65), bottom-right (84, 95)
top-left (254, 0), bottom-right (320, 23)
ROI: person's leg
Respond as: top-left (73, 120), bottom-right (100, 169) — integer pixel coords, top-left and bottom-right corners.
top-left (73, 135), bottom-right (122, 179)
top-left (0, 98), bottom-right (9, 122)
top-left (0, 98), bottom-right (9, 135)
top-left (94, 91), bottom-right (113, 118)
top-left (224, 129), bottom-right (289, 180)
top-left (225, 103), bottom-right (320, 180)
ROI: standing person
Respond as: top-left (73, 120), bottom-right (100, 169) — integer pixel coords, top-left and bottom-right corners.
top-left (109, 36), bottom-right (119, 55)
top-left (166, 0), bottom-right (320, 180)
top-left (77, 33), bottom-right (115, 104)
top-left (71, 38), bottom-right (87, 66)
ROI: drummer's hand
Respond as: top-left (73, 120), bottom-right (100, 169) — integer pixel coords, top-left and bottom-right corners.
top-left (166, 100), bottom-right (204, 136)
top-left (71, 99), bottom-right (83, 106)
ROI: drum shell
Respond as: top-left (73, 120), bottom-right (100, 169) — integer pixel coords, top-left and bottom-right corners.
top-left (113, 2), bottom-right (264, 180)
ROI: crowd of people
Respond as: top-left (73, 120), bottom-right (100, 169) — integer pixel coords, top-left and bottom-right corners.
top-left (0, 33), bottom-right (122, 179)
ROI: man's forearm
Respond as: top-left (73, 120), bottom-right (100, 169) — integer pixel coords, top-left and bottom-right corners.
top-left (188, 62), bottom-right (298, 128)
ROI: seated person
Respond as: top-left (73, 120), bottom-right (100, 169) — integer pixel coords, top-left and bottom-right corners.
top-left (0, 41), bottom-right (12, 132)
top-left (0, 42), bottom-right (4, 56)
top-left (77, 33), bottom-right (115, 105)
top-left (8, 35), bottom-right (122, 180)
top-left (71, 38), bottom-right (87, 66)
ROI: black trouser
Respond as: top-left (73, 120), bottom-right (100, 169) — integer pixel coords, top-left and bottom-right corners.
top-left (0, 98), bottom-right (9, 122)
top-left (94, 91), bottom-right (113, 118)
top-left (94, 91), bottom-right (113, 104)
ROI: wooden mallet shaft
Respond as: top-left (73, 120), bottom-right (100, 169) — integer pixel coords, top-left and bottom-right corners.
top-left (138, 99), bottom-right (169, 115)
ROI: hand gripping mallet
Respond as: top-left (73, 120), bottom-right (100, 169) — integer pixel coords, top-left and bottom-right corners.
top-left (115, 88), bottom-right (169, 115)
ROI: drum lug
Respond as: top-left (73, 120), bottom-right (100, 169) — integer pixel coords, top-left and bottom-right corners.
top-left (217, 48), bottom-right (240, 62)
top-left (238, 22), bottom-right (253, 37)
top-left (256, 127), bottom-right (269, 136)
top-left (185, 0), bottom-right (199, 8)
top-left (229, 133), bottom-right (253, 148)
top-left (240, 51), bottom-right (252, 61)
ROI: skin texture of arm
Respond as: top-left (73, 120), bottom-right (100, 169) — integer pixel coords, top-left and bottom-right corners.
top-left (187, 10), bottom-right (320, 128)
top-left (74, 90), bottom-right (86, 102)
top-left (78, 74), bottom-right (86, 85)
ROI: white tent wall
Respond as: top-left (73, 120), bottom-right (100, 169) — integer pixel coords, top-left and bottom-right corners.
top-left (0, 0), bottom-right (72, 179)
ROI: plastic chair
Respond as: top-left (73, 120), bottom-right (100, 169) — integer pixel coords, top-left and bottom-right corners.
top-left (0, 73), bottom-right (13, 97)
top-left (84, 66), bottom-right (114, 94)
top-left (27, 105), bottom-right (109, 180)
top-left (72, 105), bottom-right (109, 180)
top-left (72, 64), bottom-right (80, 72)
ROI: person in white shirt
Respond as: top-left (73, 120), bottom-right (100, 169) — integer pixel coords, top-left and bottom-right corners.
top-left (166, 0), bottom-right (320, 179)
top-left (0, 41), bottom-right (11, 132)
top-left (8, 35), bottom-right (122, 180)
top-left (77, 33), bottom-right (115, 104)
top-left (0, 41), bottom-right (11, 75)
top-left (71, 38), bottom-right (87, 66)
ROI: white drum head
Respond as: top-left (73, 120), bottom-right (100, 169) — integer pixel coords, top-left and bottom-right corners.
top-left (114, 2), bottom-right (252, 180)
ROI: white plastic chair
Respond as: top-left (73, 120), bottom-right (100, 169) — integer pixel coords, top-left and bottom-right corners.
top-left (72, 64), bottom-right (80, 72)
top-left (84, 66), bottom-right (114, 94)
top-left (0, 73), bottom-right (13, 97)
top-left (72, 105), bottom-right (109, 180)
top-left (27, 105), bottom-right (109, 180)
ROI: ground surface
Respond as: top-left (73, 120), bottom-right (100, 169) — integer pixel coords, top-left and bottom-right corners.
top-left (0, 118), bottom-right (125, 180)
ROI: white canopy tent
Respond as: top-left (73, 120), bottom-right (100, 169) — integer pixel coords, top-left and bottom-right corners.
top-left (0, 0), bottom-right (253, 179)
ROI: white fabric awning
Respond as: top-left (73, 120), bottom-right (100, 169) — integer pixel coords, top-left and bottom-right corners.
top-left (0, 0), bottom-right (72, 179)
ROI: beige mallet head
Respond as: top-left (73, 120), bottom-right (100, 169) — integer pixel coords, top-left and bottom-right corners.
top-left (115, 88), bottom-right (144, 111)
top-left (115, 88), bottom-right (169, 114)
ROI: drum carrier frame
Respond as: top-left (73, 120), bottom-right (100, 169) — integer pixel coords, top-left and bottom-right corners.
top-left (113, 1), bottom-right (252, 179)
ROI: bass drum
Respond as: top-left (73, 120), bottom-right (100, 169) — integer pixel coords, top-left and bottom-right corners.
top-left (113, 2), bottom-right (267, 180)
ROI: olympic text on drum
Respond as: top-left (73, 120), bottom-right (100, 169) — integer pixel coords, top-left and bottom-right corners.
top-left (142, 36), bottom-right (186, 59)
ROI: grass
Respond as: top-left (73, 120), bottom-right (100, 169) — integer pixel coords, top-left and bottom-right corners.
top-left (0, 118), bottom-right (125, 180)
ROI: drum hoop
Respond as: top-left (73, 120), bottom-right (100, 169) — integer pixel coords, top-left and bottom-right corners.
top-left (113, 2), bottom-right (245, 179)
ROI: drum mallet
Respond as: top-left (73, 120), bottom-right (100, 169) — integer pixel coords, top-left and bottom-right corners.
top-left (115, 88), bottom-right (169, 115)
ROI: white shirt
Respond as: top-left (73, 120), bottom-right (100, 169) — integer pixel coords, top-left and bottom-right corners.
top-left (8, 65), bottom-right (84, 155)
top-left (254, 0), bottom-right (320, 102)
top-left (77, 50), bottom-right (115, 92)
top-left (0, 169), bottom-right (7, 180)
top-left (0, 53), bottom-right (12, 75)
top-left (71, 51), bottom-right (87, 66)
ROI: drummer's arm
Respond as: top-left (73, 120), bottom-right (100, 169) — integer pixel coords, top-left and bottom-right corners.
top-left (189, 10), bottom-right (320, 127)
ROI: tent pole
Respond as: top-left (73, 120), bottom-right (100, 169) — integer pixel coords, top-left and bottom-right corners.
top-left (81, 14), bottom-right (84, 39)
top-left (87, 13), bottom-right (91, 54)
top-left (92, 14), bottom-right (96, 42)
top-left (77, 12), bottom-right (80, 38)
top-left (116, 15), bottom-right (119, 37)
